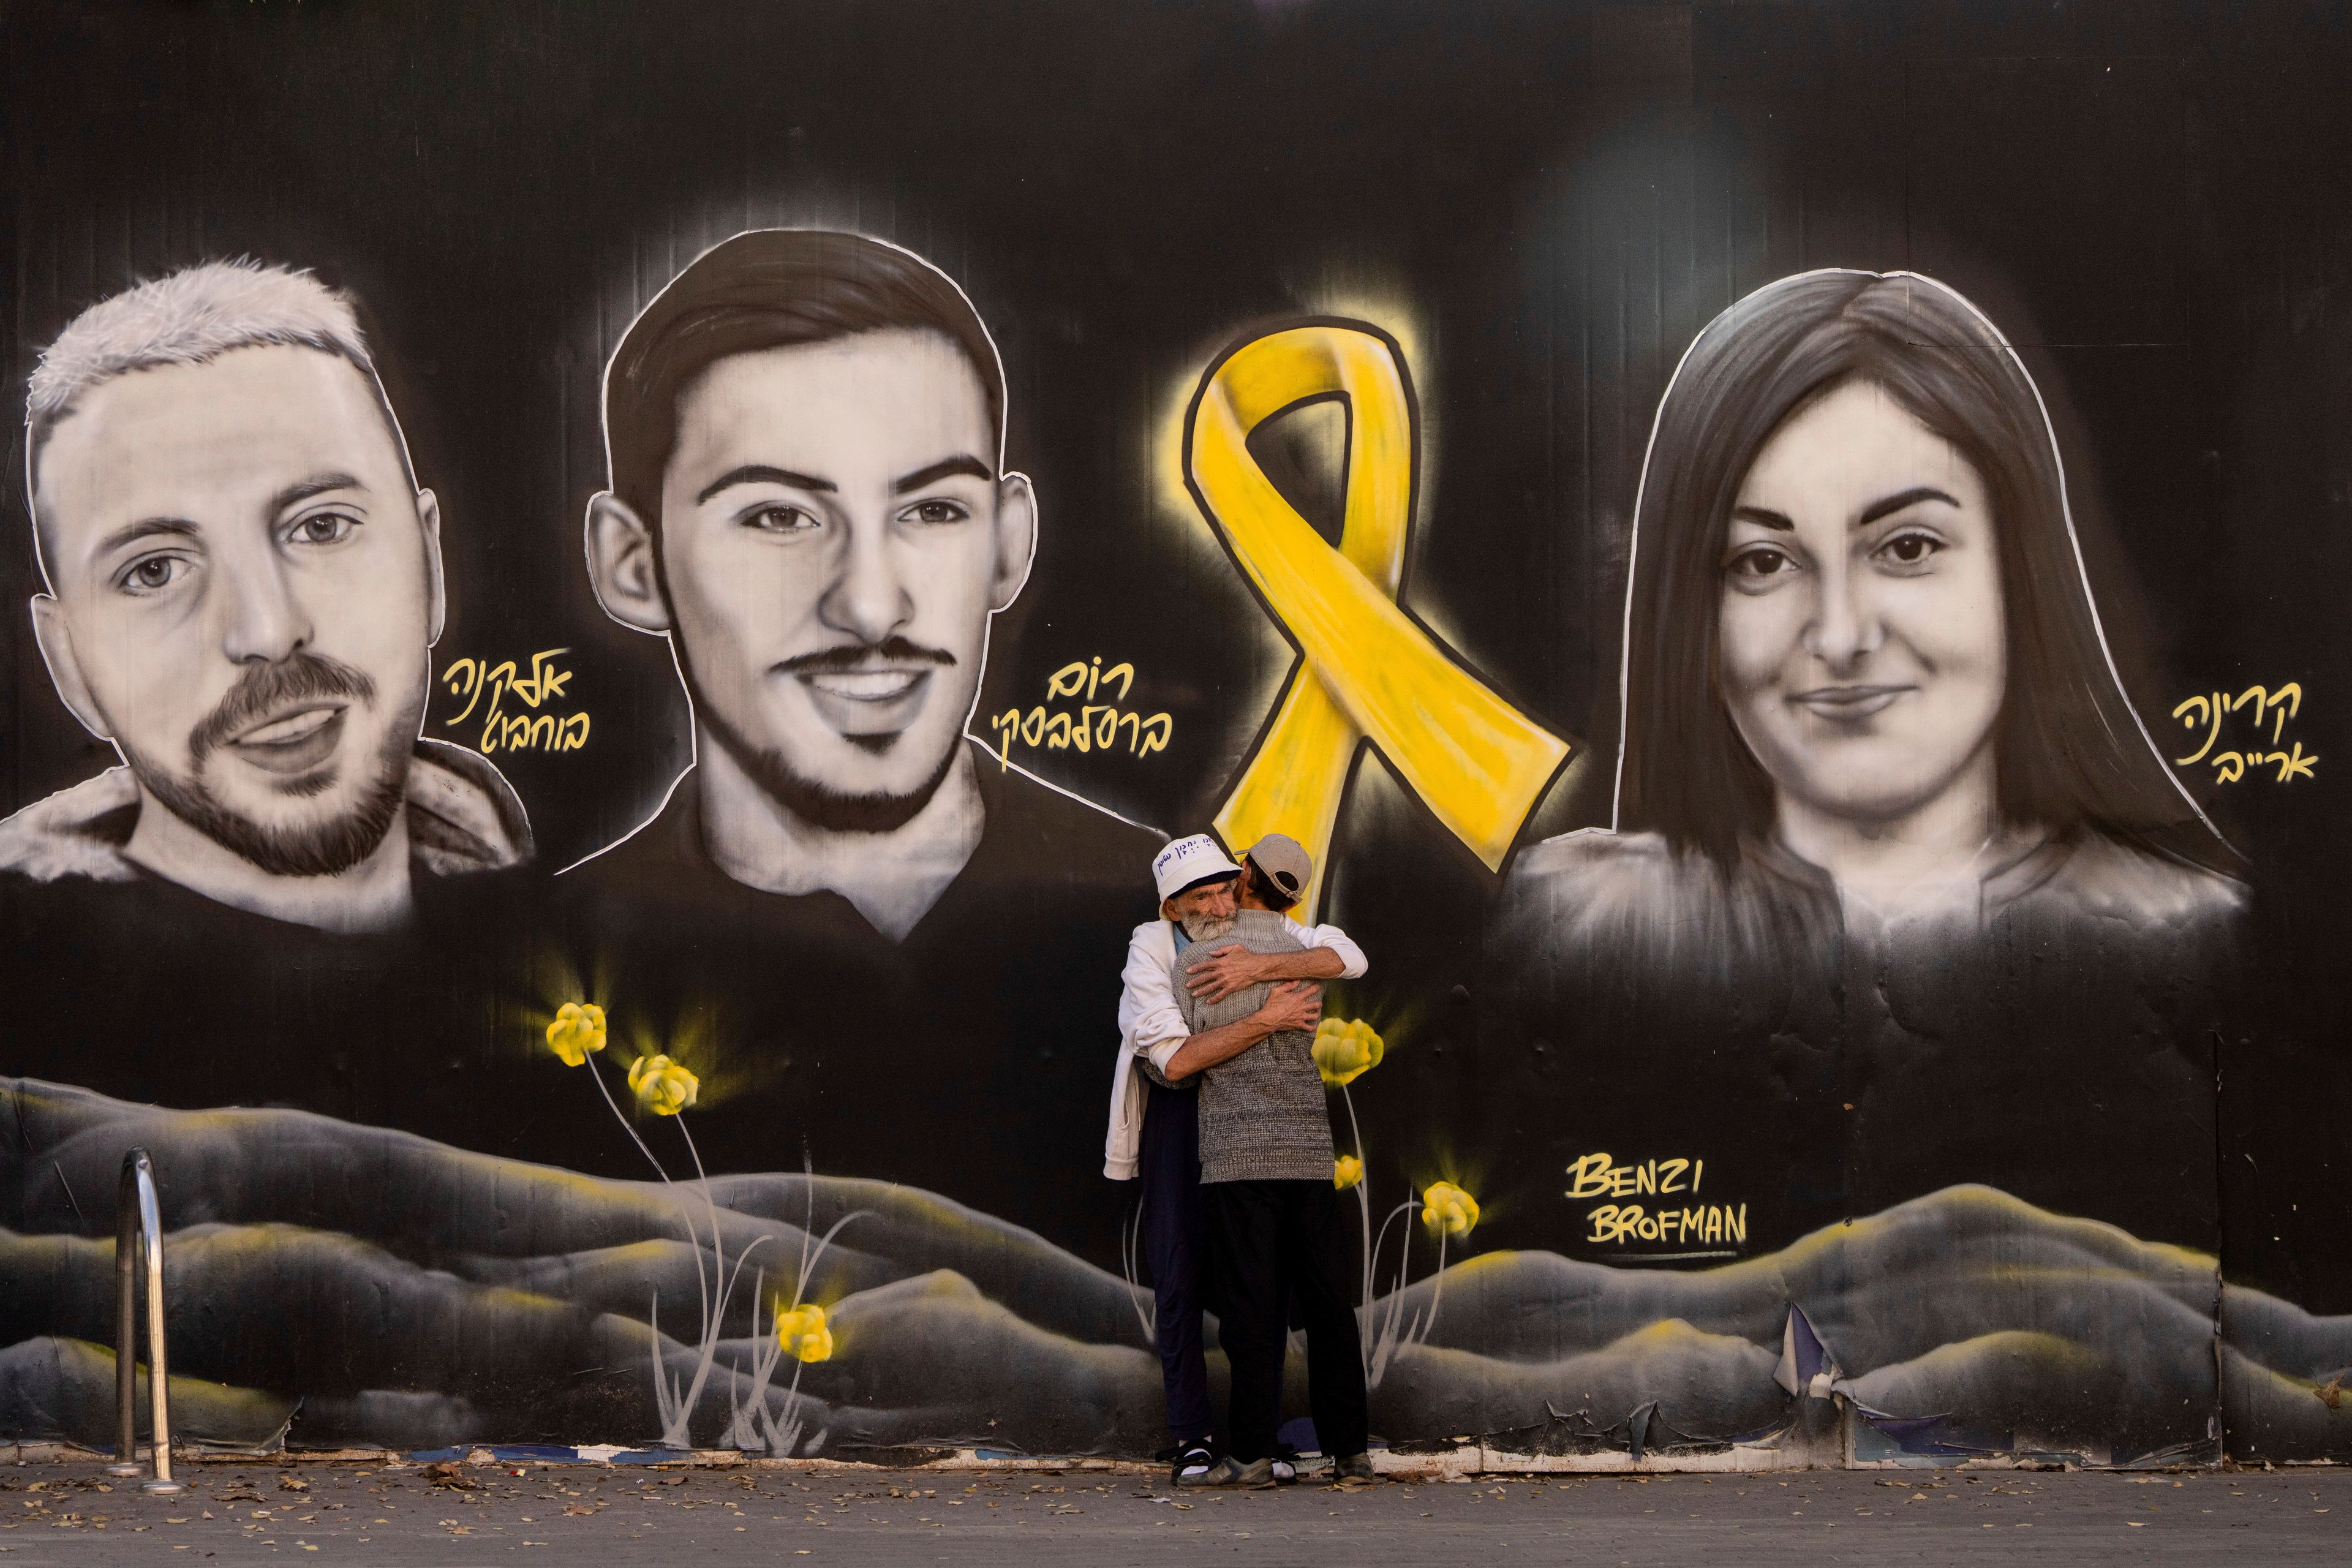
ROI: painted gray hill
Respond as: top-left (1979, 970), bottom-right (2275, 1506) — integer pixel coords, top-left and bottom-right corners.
top-left (3, 1080), bottom-right (2348, 1460)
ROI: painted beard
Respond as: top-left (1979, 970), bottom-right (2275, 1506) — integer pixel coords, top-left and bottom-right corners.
top-left (680, 641), bottom-right (964, 836)
top-left (127, 652), bottom-right (418, 879)
top-left (1181, 912), bottom-right (1239, 944)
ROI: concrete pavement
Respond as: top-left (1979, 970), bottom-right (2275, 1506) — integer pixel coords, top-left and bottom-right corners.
top-left (2, 1455), bottom-right (2346, 1564)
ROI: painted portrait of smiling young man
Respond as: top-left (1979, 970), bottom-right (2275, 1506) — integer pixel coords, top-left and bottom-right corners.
top-left (2, 261), bottom-right (531, 937)
top-left (565, 231), bottom-right (1161, 1256)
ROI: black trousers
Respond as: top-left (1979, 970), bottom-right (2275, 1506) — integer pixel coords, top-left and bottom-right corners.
top-left (1139, 1081), bottom-right (1213, 1445)
top-left (1204, 1178), bottom-right (1369, 1463)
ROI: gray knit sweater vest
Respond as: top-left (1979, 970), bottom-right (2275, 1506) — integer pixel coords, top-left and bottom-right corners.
top-left (1175, 909), bottom-right (1336, 1183)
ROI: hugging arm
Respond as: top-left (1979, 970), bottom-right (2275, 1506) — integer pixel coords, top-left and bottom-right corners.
top-left (1184, 943), bottom-right (1344, 1003)
top-left (1161, 982), bottom-right (1323, 1083)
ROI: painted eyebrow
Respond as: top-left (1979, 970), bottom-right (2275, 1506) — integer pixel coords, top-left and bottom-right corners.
top-left (94, 516), bottom-right (202, 557)
top-left (268, 471), bottom-right (367, 516)
top-left (695, 464), bottom-right (838, 504)
top-left (891, 454), bottom-right (993, 495)
top-left (1730, 486), bottom-right (1960, 534)
top-left (1855, 486), bottom-right (1959, 529)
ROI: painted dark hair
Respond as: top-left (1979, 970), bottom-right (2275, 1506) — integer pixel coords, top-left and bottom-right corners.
top-left (1617, 270), bottom-right (2215, 867)
top-left (601, 229), bottom-right (1006, 527)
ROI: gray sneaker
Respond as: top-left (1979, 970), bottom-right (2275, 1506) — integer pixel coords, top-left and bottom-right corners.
top-left (1175, 1455), bottom-right (1276, 1489)
top-left (1333, 1452), bottom-right (1377, 1482)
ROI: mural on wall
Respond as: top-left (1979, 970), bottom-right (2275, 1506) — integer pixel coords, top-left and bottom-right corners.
top-left (0, 0), bottom-right (2346, 1472)
top-left (1182, 318), bottom-right (1572, 916)
top-left (1480, 270), bottom-right (2248, 1259)
top-left (4, 262), bottom-right (533, 926)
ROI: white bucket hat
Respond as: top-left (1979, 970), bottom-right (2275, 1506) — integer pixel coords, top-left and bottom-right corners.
top-left (1152, 833), bottom-right (1244, 902)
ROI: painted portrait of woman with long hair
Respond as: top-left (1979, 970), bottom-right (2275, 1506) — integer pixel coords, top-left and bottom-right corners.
top-left (1517, 270), bottom-right (2239, 957)
top-left (1477, 271), bottom-right (2242, 1254)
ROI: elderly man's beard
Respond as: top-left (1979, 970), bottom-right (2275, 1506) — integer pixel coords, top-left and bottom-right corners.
top-left (1181, 911), bottom-right (1239, 944)
top-left (126, 653), bottom-right (418, 879)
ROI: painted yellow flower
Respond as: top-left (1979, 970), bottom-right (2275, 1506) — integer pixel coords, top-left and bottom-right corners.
top-left (1312, 1017), bottom-right (1385, 1087)
top-left (775, 1303), bottom-right (833, 1363)
top-left (627, 1053), bottom-right (699, 1116)
top-left (545, 1002), bottom-right (608, 1066)
top-left (1421, 1180), bottom-right (1479, 1238)
top-left (1333, 1155), bottom-right (1364, 1190)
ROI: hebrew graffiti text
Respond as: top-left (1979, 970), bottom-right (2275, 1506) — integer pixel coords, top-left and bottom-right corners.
top-left (443, 649), bottom-right (592, 755)
top-left (2172, 682), bottom-right (2316, 785)
top-left (988, 656), bottom-right (1172, 765)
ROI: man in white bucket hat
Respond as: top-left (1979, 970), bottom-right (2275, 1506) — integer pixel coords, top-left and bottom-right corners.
top-left (1104, 831), bottom-right (1368, 1485)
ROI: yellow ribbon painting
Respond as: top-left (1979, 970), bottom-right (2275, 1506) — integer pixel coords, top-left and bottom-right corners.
top-left (1185, 321), bottom-right (1569, 914)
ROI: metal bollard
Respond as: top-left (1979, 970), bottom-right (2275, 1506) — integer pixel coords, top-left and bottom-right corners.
top-left (107, 1149), bottom-right (184, 1495)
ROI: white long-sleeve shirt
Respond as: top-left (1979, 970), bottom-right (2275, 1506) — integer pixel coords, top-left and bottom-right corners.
top-left (1102, 914), bottom-right (1368, 1178)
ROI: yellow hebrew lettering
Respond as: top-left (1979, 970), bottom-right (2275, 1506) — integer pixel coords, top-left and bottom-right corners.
top-left (443, 650), bottom-right (589, 753)
top-left (2172, 694), bottom-right (2218, 765)
top-left (2270, 742), bottom-right (2318, 783)
top-left (1099, 662), bottom-right (1135, 702)
top-left (1137, 713), bottom-right (1172, 757)
top-left (483, 660), bottom-right (519, 722)
top-left (989, 710), bottom-right (1021, 767)
top-left (513, 647), bottom-right (572, 707)
top-left (2231, 682), bottom-right (2305, 746)
top-left (2213, 750), bottom-right (2247, 784)
top-left (442, 658), bottom-right (484, 724)
top-left (2265, 682), bottom-right (2303, 743)
top-left (1047, 661), bottom-right (1088, 701)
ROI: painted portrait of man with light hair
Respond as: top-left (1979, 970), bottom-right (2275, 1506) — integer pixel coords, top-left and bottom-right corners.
top-left (2, 259), bottom-right (530, 933)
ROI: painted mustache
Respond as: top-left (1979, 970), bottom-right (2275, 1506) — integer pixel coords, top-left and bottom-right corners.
top-left (774, 638), bottom-right (957, 675)
top-left (189, 653), bottom-right (377, 764)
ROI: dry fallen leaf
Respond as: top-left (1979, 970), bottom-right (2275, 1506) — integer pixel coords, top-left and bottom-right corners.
top-left (426, 1464), bottom-right (479, 1491)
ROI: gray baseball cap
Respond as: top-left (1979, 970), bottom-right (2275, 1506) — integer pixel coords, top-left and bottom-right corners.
top-left (1241, 833), bottom-right (1312, 906)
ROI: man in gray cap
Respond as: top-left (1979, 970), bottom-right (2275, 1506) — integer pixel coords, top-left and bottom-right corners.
top-left (1104, 831), bottom-right (1369, 1485)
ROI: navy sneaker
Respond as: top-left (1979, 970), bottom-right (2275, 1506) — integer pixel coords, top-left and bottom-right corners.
top-left (1169, 1441), bottom-right (1216, 1487)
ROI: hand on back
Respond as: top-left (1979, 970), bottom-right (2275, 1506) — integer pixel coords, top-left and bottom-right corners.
top-left (1256, 979), bottom-right (1322, 1036)
top-left (1185, 942), bottom-right (1268, 1004)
